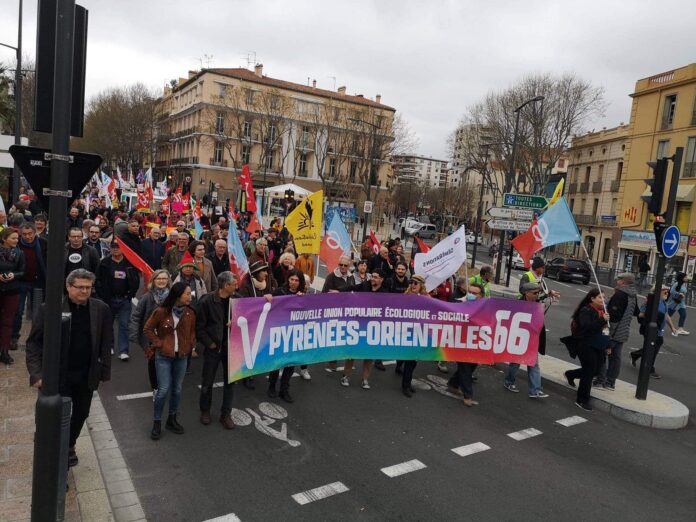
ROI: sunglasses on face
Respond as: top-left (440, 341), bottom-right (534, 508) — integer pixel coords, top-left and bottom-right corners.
top-left (338, 263), bottom-right (349, 267)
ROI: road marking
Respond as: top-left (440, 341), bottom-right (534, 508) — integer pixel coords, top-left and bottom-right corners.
top-left (556, 416), bottom-right (588, 427)
top-left (202, 514), bottom-right (242, 522)
top-left (451, 442), bottom-right (491, 457)
top-left (292, 481), bottom-right (349, 505)
top-left (116, 392), bottom-right (153, 401)
top-left (553, 281), bottom-right (571, 288)
top-left (381, 459), bottom-right (427, 478)
top-left (507, 428), bottom-right (542, 441)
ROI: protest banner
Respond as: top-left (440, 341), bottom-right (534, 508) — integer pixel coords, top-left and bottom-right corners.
top-left (414, 225), bottom-right (468, 291)
top-left (227, 293), bottom-right (544, 382)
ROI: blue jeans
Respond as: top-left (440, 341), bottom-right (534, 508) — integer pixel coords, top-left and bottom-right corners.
top-left (110, 298), bottom-right (132, 355)
top-left (154, 353), bottom-right (187, 421)
top-left (668, 307), bottom-right (686, 328)
top-left (12, 283), bottom-right (43, 340)
top-left (505, 358), bottom-right (542, 395)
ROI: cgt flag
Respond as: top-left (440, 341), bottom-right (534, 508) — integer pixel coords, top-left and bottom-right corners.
top-left (512, 197), bottom-right (581, 268)
top-left (285, 190), bottom-right (323, 254)
top-left (319, 211), bottom-right (352, 271)
top-left (414, 225), bottom-right (467, 292)
top-left (238, 165), bottom-right (257, 213)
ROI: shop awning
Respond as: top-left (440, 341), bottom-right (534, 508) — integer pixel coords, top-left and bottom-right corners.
top-left (641, 184), bottom-right (695, 202)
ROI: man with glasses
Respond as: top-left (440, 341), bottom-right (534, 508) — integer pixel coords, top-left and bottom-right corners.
top-left (141, 226), bottom-right (165, 270)
top-left (85, 224), bottom-right (110, 260)
top-left (322, 255), bottom-right (352, 292)
top-left (65, 228), bottom-right (100, 277)
top-left (26, 269), bottom-right (113, 468)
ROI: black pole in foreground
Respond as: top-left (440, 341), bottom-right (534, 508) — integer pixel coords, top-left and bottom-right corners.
top-left (635, 147), bottom-right (682, 400)
top-left (31, 1), bottom-right (76, 520)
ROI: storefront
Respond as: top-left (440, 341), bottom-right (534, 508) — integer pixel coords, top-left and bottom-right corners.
top-left (617, 229), bottom-right (688, 274)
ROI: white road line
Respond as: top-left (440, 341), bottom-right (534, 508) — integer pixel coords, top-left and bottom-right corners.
top-left (381, 459), bottom-right (427, 478)
top-left (202, 514), bottom-right (242, 522)
top-left (292, 481), bottom-right (349, 505)
top-left (507, 428), bottom-right (543, 441)
top-left (451, 442), bottom-right (491, 457)
top-left (116, 392), bottom-right (153, 401)
top-left (553, 281), bottom-right (572, 288)
top-left (556, 416), bottom-right (588, 427)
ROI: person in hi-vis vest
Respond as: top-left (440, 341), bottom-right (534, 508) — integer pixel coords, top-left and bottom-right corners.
top-left (519, 257), bottom-right (560, 301)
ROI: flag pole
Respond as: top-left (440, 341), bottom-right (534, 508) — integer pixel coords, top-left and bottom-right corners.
top-left (580, 241), bottom-right (608, 315)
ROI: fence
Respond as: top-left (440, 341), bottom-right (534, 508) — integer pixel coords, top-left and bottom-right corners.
top-left (593, 266), bottom-right (694, 306)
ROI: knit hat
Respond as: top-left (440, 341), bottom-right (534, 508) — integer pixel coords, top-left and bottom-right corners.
top-left (177, 251), bottom-right (199, 271)
top-left (531, 257), bottom-right (545, 270)
top-left (249, 260), bottom-right (269, 275)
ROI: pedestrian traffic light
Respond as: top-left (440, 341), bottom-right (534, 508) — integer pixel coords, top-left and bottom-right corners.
top-left (284, 189), bottom-right (294, 202)
top-left (644, 158), bottom-right (668, 215)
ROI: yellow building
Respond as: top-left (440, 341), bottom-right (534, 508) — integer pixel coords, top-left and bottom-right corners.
top-left (566, 125), bottom-right (630, 267)
top-left (618, 64), bottom-right (696, 276)
top-left (154, 64), bottom-right (396, 218)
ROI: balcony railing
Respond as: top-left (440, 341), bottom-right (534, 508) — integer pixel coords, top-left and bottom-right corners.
top-left (572, 214), bottom-right (618, 227)
top-left (568, 182), bottom-right (577, 194)
top-left (579, 182), bottom-right (590, 192)
top-left (610, 180), bottom-right (621, 192)
top-left (592, 181), bottom-right (603, 193)
top-left (155, 160), bottom-right (169, 168)
top-left (171, 157), bottom-right (190, 165)
top-left (574, 214), bottom-right (595, 225)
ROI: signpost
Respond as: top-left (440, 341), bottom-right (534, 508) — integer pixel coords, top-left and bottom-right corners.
top-left (659, 225), bottom-right (681, 258)
top-left (485, 219), bottom-right (532, 232)
top-left (487, 207), bottom-right (535, 221)
top-left (503, 193), bottom-right (547, 209)
top-left (363, 200), bottom-right (373, 214)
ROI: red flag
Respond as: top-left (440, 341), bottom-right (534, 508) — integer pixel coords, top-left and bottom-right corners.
top-left (319, 234), bottom-right (344, 273)
top-left (245, 213), bottom-right (263, 233)
top-left (368, 230), bottom-right (381, 255)
top-left (171, 188), bottom-right (183, 214)
top-left (410, 235), bottom-right (431, 270)
top-left (115, 237), bottom-right (154, 287)
top-left (511, 218), bottom-right (543, 269)
top-left (238, 165), bottom-right (257, 213)
top-left (160, 197), bottom-right (170, 216)
top-left (181, 193), bottom-right (191, 214)
top-left (136, 190), bottom-right (151, 213)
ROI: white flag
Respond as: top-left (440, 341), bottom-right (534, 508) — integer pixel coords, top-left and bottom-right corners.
top-left (414, 225), bottom-right (468, 292)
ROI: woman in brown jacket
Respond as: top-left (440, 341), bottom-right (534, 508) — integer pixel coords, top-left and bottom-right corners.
top-left (144, 281), bottom-right (196, 440)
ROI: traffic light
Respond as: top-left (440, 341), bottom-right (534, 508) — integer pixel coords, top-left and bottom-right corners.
top-left (644, 158), bottom-right (668, 215)
top-left (284, 188), bottom-right (294, 202)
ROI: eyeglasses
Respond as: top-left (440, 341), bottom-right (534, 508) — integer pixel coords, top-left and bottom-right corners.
top-left (410, 281), bottom-right (420, 286)
top-left (338, 263), bottom-right (349, 267)
top-left (70, 284), bottom-right (93, 291)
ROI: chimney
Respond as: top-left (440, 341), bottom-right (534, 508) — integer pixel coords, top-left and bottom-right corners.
top-left (254, 63), bottom-right (263, 77)
top-left (188, 70), bottom-right (197, 79)
top-left (337, 85), bottom-right (346, 94)
top-left (375, 94), bottom-right (381, 104)
top-left (312, 79), bottom-right (317, 88)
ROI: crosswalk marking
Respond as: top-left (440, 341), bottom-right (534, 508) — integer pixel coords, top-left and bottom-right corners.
top-left (507, 428), bottom-right (542, 441)
top-left (451, 442), bottom-right (491, 457)
top-left (202, 514), bottom-right (242, 522)
top-left (116, 392), bottom-right (153, 401)
top-left (292, 481), bottom-right (349, 505)
top-left (381, 459), bottom-right (427, 478)
top-left (556, 416), bottom-right (587, 427)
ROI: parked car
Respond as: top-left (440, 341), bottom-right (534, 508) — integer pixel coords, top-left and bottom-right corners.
top-left (511, 253), bottom-right (525, 270)
top-left (465, 233), bottom-right (482, 245)
top-left (406, 222), bottom-right (437, 239)
top-left (545, 257), bottom-right (591, 284)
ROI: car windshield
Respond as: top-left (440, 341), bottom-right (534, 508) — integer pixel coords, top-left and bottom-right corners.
top-left (566, 260), bottom-right (588, 269)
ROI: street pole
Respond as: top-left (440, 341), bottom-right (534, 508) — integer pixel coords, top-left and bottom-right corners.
top-left (348, 117), bottom-right (380, 242)
top-left (31, 1), bottom-right (76, 519)
top-left (636, 147), bottom-right (682, 400)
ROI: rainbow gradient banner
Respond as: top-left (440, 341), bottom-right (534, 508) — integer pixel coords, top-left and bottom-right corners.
top-left (227, 294), bottom-right (544, 382)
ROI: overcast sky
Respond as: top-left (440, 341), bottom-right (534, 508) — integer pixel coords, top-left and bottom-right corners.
top-left (2, 0), bottom-right (696, 159)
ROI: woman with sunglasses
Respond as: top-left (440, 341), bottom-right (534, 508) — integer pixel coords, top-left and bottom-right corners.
top-left (400, 275), bottom-right (430, 397)
top-left (630, 285), bottom-right (677, 379)
top-left (564, 288), bottom-right (610, 411)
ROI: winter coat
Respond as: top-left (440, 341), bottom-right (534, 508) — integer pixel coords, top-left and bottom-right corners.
top-left (143, 306), bottom-right (196, 358)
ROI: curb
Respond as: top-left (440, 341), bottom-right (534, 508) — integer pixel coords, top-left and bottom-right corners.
top-left (539, 355), bottom-right (689, 429)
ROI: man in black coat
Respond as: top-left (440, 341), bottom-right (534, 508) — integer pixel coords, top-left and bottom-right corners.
top-left (26, 268), bottom-right (113, 467)
top-left (141, 226), bottom-right (165, 270)
top-left (65, 228), bottom-right (100, 276)
top-left (206, 239), bottom-right (231, 277)
top-left (197, 271), bottom-right (240, 429)
top-left (117, 218), bottom-right (144, 260)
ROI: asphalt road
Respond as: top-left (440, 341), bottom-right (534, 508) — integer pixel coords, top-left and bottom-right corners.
top-left (98, 257), bottom-right (696, 521)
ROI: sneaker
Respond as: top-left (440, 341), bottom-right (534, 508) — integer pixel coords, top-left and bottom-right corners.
top-left (119, 353), bottom-right (130, 361)
top-left (300, 369), bottom-right (311, 381)
top-left (604, 382), bottom-right (615, 391)
top-left (361, 379), bottom-right (371, 390)
top-left (529, 391), bottom-right (549, 399)
top-left (671, 331), bottom-right (679, 337)
top-left (592, 378), bottom-right (604, 387)
top-left (446, 384), bottom-right (463, 396)
top-left (677, 328), bottom-right (690, 335)
top-left (503, 382), bottom-right (520, 393)
top-left (340, 376), bottom-right (350, 387)
top-left (374, 360), bottom-right (386, 371)
top-left (575, 401), bottom-right (593, 412)
top-left (564, 371), bottom-right (576, 388)
top-left (68, 446), bottom-right (78, 467)
top-left (437, 361), bottom-right (449, 373)
top-left (650, 371), bottom-right (662, 379)
top-left (462, 398), bottom-right (479, 407)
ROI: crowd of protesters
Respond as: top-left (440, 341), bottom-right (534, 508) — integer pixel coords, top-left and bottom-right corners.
top-left (1, 189), bottom-right (689, 459)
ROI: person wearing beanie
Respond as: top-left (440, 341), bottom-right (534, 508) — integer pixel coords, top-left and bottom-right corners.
top-left (173, 251), bottom-right (207, 305)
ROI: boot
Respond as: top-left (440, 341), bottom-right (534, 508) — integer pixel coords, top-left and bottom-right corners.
top-left (0, 350), bottom-right (13, 365)
top-left (220, 414), bottom-right (235, 430)
top-left (374, 360), bottom-right (386, 371)
top-left (242, 377), bottom-right (255, 390)
top-left (165, 414), bottom-right (185, 434)
top-left (279, 388), bottom-right (294, 403)
top-left (68, 446), bottom-right (78, 467)
top-left (151, 421), bottom-right (162, 440)
top-left (267, 385), bottom-right (278, 398)
top-left (200, 410), bottom-right (211, 425)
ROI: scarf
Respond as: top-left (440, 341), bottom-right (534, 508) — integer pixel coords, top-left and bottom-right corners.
top-left (152, 287), bottom-right (170, 305)
top-left (172, 304), bottom-right (186, 318)
top-left (252, 278), bottom-right (267, 291)
top-left (19, 237), bottom-right (46, 277)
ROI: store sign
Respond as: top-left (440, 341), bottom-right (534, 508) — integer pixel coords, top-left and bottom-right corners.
top-left (689, 236), bottom-right (696, 247)
top-left (600, 215), bottom-right (617, 222)
top-left (620, 230), bottom-right (687, 249)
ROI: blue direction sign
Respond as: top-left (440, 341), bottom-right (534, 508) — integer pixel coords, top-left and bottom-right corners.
top-left (660, 225), bottom-right (681, 258)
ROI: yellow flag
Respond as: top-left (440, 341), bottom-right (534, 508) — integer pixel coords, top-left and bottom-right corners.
top-left (285, 190), bottom-right (323, 254)
top-left (549, 178), bottom-right (565, 207)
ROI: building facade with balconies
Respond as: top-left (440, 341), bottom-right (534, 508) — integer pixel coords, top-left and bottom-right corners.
top-left (616, 64), bottom-right (696, 276)
top-left (154, 64), bottom-right (396, 212)
top-left (565, 124), bottom-right (630, 267)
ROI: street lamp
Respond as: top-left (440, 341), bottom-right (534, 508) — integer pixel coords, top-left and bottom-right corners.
top-left (348, 117), bottom-right (381, 241)
top-left (494, 95), bottom-right (544, 285)
top-left (1, 0), bottom-right (23, 204)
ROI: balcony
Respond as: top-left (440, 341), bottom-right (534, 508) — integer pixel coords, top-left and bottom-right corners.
top-left (574, 214), bottom-right (595, 225)
top-left (592, 181), bottom-right (603, 193)
top-left (155, 160), bottom-right (170, 168)
top-left (208, 158), bottom-right (228, 167)
top-left (579, 182), bottom-right (590, 192)
top-left (171, 157), bottom-right (190, 165)
top-left (567, 182), bottom-right (577, 194)
top-left (610, 180), bottom-right (621, 192)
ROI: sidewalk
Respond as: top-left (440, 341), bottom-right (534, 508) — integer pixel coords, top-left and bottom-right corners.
top-left (0, 347), bottom-right (115, 521)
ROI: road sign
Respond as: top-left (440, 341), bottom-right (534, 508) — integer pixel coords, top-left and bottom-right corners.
top-left (485, 219), bottom-right (531, 232)
top-left (660, 225), bottom-right (681, 258)
top-left (502, 193), bottom-right (547, 209)
top-left (9, 145), bottom-right (102, 211)
top-left (487, 207), bottom-right (535, 220)
top-left (363, 200), bottom-right (373, 214)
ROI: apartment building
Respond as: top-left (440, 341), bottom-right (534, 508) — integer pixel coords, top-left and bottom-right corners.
top-left (154, 64), bottom-right (396, 211)
top-left (565, 125), bottom-right (630, 267)
top-left (391, 154), bottom-right (454, 188)
top-left (617, 64), bottom-right (696, 276)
